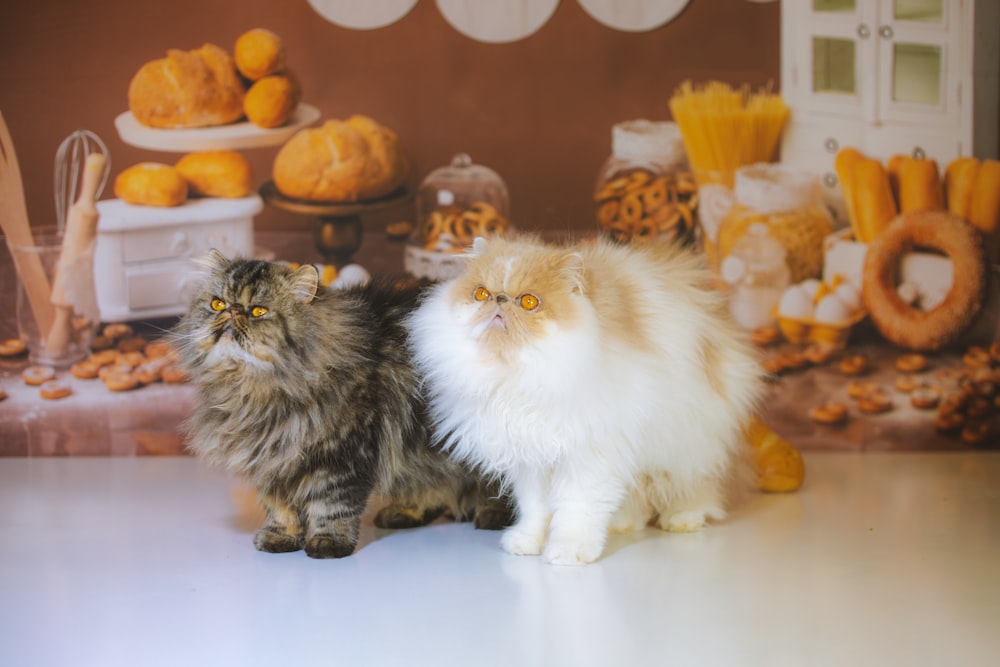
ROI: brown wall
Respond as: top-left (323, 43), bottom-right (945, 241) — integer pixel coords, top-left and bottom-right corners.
top-left (0, 0), bottom-right (780, 237)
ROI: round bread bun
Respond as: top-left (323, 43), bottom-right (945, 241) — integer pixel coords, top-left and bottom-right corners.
top-left (234, 28), bottom-right (286, 81)
top-left (862, 210), bottom-right (989, 351)
top-left (272, 115), bottom-right (410, 203)
top-left (175, 150), bottom-right (253, 198)
top-left (114, 163), bottom-right (188, 207)
top-left (128, 43), bottom-right (246, 129)
top-left (244, 72), bottom-right (301, 129)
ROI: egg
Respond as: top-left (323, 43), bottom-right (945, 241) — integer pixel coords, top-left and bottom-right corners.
top-left (814, 294), bottom-right (851, 324)
top-left (778, 285), bottom-right (814, 319)
top-left (833, 282), bottom-right (861, 312)
top-left (331, 264), bottom-right (371, 289)
top-left (799, 278), bottom-right (823, 302)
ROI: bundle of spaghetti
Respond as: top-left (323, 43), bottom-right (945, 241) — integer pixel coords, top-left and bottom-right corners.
top-left (668, 80), bottom-right (789, 183)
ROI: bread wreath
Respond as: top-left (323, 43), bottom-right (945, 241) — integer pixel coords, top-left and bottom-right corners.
top-left (862, 210), bottom-right (989, 351)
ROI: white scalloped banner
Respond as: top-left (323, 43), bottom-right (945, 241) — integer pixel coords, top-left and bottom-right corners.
top-left (307, 0), bottom-right (419, 30)
top-left (576, 0), bottom-right (692, 32)
top-left (435, 0), bottom-right (561, 44)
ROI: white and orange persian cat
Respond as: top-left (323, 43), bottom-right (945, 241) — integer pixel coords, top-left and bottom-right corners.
top-left (407, 235), bottom-right (765, 565)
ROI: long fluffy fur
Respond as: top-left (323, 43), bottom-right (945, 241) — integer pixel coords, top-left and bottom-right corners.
top-left (175, 252), bottom-right (507, 559)
top-left (406, 236), bottom-right (765, 565)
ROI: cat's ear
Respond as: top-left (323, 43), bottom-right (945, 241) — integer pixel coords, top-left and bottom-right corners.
top-left (196, 248), bottom-right (231, 273)
top-left (559, 251), bottom-right (585, 295)
top-left (289, 264), bottom-right (320, 304)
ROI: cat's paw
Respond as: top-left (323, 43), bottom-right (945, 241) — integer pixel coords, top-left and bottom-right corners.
top-left (253, 528), bottom-right (304, 553)
top-left (305, 534), bottom-right (357, 559)
top-left (542, 539), bottom-right (603, 566)
top-left (500, 528), bottom-right (544, 556)
top-left (374, 504), bottom-right (444, 530)
top-left (474, 500), bottom-right (515, 531)
top-left (658, 510), bottom-right (708, 533)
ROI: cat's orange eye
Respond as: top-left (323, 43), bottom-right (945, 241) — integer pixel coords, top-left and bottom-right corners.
top-left (210, 298), bottom-right (226, 312)
top-left (250, 306), bottom-right (268, 318)
top-left (518, 293), bottom-right (540, 311)
top-left (473, 287), bottom-right (491, 302)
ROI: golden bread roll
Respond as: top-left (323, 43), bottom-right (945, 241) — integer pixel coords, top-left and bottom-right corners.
top-left (897, 157), bottom-right (943, 213)
top-left (114, 163), bottom-right (188, 207)
top-left (128, 44), bottom-right (246, 129)
top-left (244, 72), bottom-right (301, 128)
top-left (945, 157), bottom-right (979, 219)
top-left (175, 150), bottom-right (253, 198)
top-left (272, 115), bottom-right (410, 202)
top-left (745, 417), bottom-right (804, 493)
top-left (234, 28), bottom-right (286, 81)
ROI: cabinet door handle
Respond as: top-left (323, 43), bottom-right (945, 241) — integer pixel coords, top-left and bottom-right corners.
top-left (824, 137), bottom-right (839, 153)
top-left (823, 173), bottom-right (838, 188)
top-left (857, 23), bottom-right (871, 39)
top-left (912, 146), bottom-right (926, 159)
top-left (878, 24), bottom-right (894, 39)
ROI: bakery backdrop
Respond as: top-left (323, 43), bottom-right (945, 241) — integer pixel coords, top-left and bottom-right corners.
top-left (0, 0), bottom-right (781, 235)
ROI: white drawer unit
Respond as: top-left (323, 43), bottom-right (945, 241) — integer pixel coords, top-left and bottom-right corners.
top-left (94, 196), bottom-right (261, 322)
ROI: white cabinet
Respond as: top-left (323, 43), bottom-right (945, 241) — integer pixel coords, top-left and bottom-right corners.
top-left (780, 0), bottom-right (999, 211)
top-left (94, 197), bottom-right (260, 322)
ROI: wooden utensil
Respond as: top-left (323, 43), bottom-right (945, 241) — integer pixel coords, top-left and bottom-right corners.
top-left (0, 110), bottom-right (55, 337)
top-left (45, 152), bottom-right (106, 355)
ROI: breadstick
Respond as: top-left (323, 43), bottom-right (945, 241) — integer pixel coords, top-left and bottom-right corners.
top-left (853, 157), bottom-right (898, 242)
top-left (834, 147), bottom-right (865, 241)
top-left (897, 157), bottom-right (943, 213)
top-left (945, 157), bottom-right (979, 219)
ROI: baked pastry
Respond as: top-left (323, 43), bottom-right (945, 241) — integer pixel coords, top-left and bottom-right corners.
top-left (745, 417), bottom-right (805, 493)
top-left (128, 43), bottom-right (246, 129)
top-left (0, 338), bottom-right (26, 357)
top-left (175, 150), bottom-right (253, 198)
top-left (234, 28), bottom-right (286, 81)
top-left (862, 210), bottom-right (989, 351)
top-left (272, 115), bottom-right (410, 202)
top-left (244, 73), bottom-right (301, 129)
top-left (114, 163), bottom-right (188, 207)
top-left (39, 380), bottom-right (73, 400)
top-left (22, 365), bottom-right (56, 386)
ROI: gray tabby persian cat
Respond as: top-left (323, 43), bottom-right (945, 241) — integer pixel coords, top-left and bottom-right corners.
top-left (175, 251), bottom-right (509, 558)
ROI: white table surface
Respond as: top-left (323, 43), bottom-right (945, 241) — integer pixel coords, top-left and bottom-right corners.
top-left (1, 451), bottom-right (998, 667)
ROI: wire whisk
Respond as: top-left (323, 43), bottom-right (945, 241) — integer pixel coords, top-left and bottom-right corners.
top-left (54, 129), bottom-right (111, 232)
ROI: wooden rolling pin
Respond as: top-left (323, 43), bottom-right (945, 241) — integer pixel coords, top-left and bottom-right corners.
top-left (45, 152), bottom-right (106, 356)
top-left (0, 110), bottom-right (55, 338)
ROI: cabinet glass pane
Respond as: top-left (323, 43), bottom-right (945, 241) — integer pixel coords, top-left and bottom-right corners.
top-left (813, 0), bottom-right (855, 12)
top-left (893, 42), bottom-right (941, 105)
top-left (893, 0), bottom-right (942, 22)
top-left (813, 37), bottom-right (855, 94)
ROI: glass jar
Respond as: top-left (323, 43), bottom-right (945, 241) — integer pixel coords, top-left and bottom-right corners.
top-left (717, 164), bottom-right (834, 283)
top-left (594, 119), bottom-right (697, 246)
top-left (720, 223), bottom-right (791, 330)
top-left (404, 153), bottom-right (511, 281)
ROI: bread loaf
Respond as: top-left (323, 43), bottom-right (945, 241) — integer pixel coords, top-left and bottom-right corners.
top-left (945, 157), bottom-right (979, 219)
top-left (272, 115), bottom-right (410, 202)
top-left (896, 156), bottom-right (943, 213)
top-left (114, 163), bottom-right (188, 207)
top-left (128, 44), bottom-right (246, 128)
top-left (852, 157), bottom-right (898, 242)
top-left (175, 151), bottom-right (253, 198)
